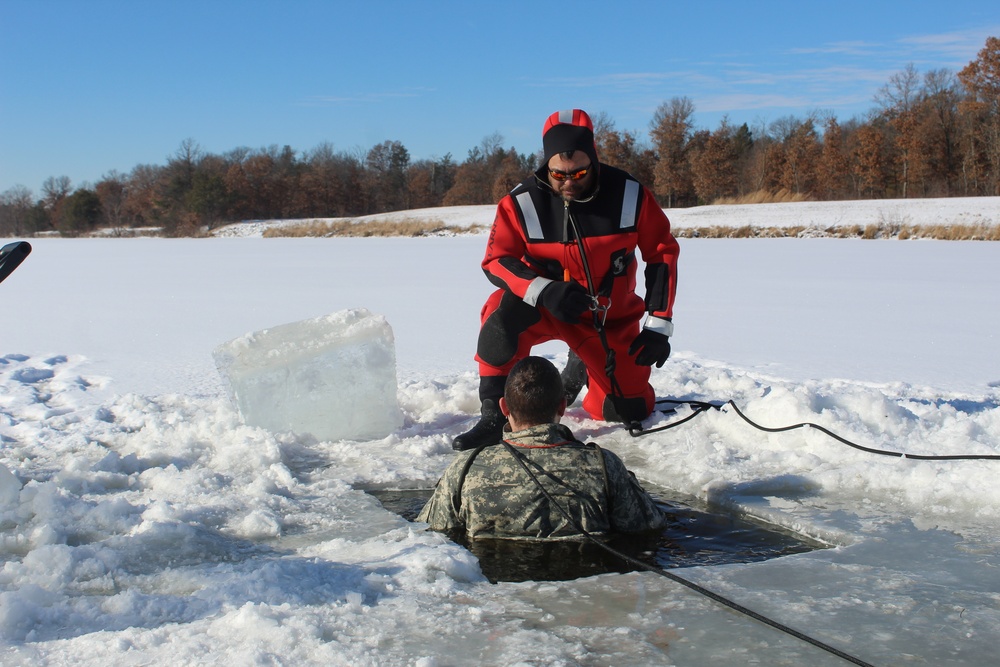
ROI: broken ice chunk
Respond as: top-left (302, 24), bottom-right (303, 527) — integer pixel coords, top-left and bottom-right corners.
top-left (213, 309), bottom-right (403, 441)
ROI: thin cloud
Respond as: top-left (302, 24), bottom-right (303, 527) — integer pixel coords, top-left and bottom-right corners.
top-left (789, 41), bottom-right (884, 57)
top-left (528, 65), bottom-right (887, 121)
top-left (525, 72), bottom-right (686, 91)
top-left (695, 90), bottom-right (874, 115)
top-left (529, 62), bottom-right (893, 95)
top-left (788, 27), bottom-right (998, 65)
top-left (696, 93), bottom-right (816, 113)
top-left (723, 65), bottom-right (895, 87)
top-left (899, 26), bottom-right (1000, 61)
top-left (298, 88), bottom-right (433, 106)
top-left (521, 28), bottom-right (996, 129)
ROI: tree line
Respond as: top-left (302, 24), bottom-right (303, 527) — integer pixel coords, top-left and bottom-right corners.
top-left (2, 37), bottom-right (997, 237)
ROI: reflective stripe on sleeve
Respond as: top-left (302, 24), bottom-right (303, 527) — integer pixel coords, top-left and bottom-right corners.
top-left (524, 276), bottom-right (554, 307)
top-left (643, 315), bottom-right (674, 337)
top-left (620, 180), bottom-right (640, 229)
top-left (516, 191), bottom-right (544, 240)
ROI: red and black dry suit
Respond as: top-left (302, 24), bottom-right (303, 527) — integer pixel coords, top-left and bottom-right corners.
top-left (475, 162), bottom-right (680, 421)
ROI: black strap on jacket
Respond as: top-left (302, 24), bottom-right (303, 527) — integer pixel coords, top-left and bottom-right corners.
top-left (452, 440), bottom-right (613, 518)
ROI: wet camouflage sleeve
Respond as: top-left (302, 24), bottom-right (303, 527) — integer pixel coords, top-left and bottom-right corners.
top-left (415, 450), bottom-right (476, 532)
top-left (600, 449), bottom-right (668, 533)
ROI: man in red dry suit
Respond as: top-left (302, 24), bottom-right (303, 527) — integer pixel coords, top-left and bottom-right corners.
top-left (453, 109), bottom-right (680, 451)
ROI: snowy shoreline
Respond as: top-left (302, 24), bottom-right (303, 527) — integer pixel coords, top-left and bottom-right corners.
top-left (209, 196), bottom-right (1000, 239)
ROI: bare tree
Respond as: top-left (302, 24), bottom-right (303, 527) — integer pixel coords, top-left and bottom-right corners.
top-left (0, 185), bottom-right (35, 236)
top-left (875, 63), bottom-right (921, 113)
top-left (96, 170), bottom-right (129, 235)
top-left (876, 64), bottom-right (929, 197)
top-left (41, 175), bottom-right (71, 205)
top-left (40, 175), bottom-right (72, 231)
top-left (125, 164), bottom-right (166, 227)
top-left (918, 69), bottom-right (961, 194)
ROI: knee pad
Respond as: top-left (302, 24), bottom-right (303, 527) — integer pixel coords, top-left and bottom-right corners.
top-left (477, 292), bottom-right (541, 367)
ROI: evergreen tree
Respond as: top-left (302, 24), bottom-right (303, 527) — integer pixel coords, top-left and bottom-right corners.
top-left (60, 188), bottom-right (102, 235)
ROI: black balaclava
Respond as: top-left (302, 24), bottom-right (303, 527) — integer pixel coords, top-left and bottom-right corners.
top-left (541, 109), bottom-right (599, 169)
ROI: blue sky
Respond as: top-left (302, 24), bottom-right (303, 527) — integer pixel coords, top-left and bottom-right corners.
top-left (2, 0), bottom-right (998, 195)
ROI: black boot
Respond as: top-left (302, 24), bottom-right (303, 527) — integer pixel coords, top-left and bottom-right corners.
top-left (602, 394), bottom-right (651, 426)
top-left (561, 349), bottom-right (588, 405)
top-left (452, 398), bottom-right (507, 451)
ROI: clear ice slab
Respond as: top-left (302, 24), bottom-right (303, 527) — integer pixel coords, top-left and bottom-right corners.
top-left (214, 308), bottom-right (403, 441)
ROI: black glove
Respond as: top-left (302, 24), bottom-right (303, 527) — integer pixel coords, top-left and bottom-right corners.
top-left (538, 280), bottom-right (591, 324)
top-left (628, 328), bottom-right (671, 367)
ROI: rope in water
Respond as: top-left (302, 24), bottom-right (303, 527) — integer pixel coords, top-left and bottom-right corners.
top-left (499, 441), bottom-right (876, 667)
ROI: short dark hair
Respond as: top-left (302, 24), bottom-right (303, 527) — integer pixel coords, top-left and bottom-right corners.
top-left (504, 356), bottom-right (564, 426)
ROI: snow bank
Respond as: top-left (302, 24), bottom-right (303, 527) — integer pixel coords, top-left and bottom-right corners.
top-left (212, 198), bottom-right (999, 238)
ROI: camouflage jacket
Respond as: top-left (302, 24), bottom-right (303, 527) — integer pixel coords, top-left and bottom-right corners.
top-left (417, 423), bottom-right (667, 539)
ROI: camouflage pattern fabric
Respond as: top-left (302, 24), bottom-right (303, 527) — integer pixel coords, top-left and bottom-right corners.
top-left (417, 423), bottom-right (666, 539)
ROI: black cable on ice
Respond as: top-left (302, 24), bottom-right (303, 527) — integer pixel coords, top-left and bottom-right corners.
top-left (633, 398), bottom-right (1000, 461)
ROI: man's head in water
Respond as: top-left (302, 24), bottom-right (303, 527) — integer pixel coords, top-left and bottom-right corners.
top-left (499, 356), bottom-right (567, 430)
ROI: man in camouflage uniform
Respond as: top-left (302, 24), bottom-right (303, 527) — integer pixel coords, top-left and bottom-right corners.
top-left (418, 356), bottom-right (666, 539)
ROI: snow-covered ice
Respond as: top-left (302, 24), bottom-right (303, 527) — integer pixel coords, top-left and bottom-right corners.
top-left (213, 308), bottom-right (403, 441)
top-left (1, 198), bottom-right (999, 665)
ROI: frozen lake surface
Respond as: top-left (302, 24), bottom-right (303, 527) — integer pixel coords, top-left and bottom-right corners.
top-left (2, 199), bottom-right (1000, 665)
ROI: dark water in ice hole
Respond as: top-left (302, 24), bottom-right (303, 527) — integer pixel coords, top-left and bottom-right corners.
top-left (366, 485), bottom-right (827, 583)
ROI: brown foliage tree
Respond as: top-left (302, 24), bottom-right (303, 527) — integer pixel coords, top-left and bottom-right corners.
top-left (690, 119), bottom-right (739, 203)
top-left (650, 97), bottom-right (696, 207)
top-left (851, 122), bottom-right (890, 197)
top-left (958, 36), bottom-right (1000, 195)
top-left (405, 154), bottom-right (455, 211)
top-left (124, 164), bottom-right (165, 227)
top-left (591, 111), bottom-right (650, 183)
top-left (226, 151), bottom-right (276, 220)
top-left (958, 36), bottom-right (1000, 114)
top-left (297, 143), bottom-right (354, 217)
top-left (443, 134), bottom-right (514, 206)
top-left (17, 43), bottom-right (1000, 237)
top-left (816, 118), bottom-right (851, 199)
top-left (780, 119), bottom-right (821, 195)
top-left (490, 151), bottom-right (527, 203)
